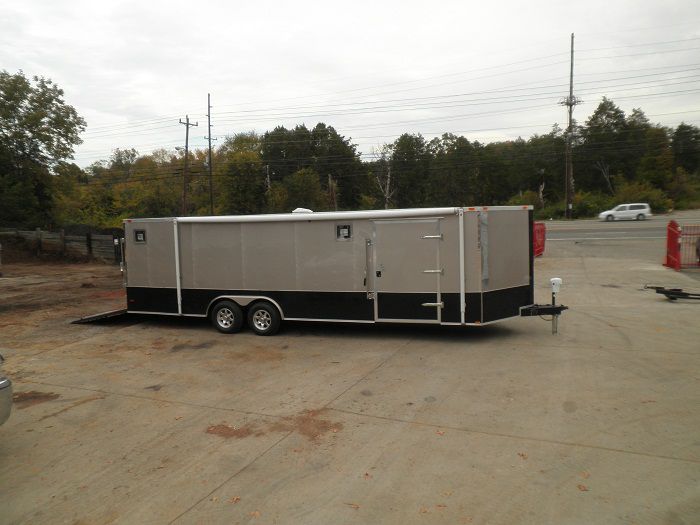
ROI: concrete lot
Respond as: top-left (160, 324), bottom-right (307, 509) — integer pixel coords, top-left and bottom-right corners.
top-left (1, 228), bottom-right (699, 524)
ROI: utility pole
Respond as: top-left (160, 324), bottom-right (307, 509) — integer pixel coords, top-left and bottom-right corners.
top-left (205, 94), bottom-right (215, 216)
top-left (265, 165), bottom-right (271, 192)
top-left (179, 115), bottom-right (198, 216)
top-left (560, 33), bottom-right (580, 219)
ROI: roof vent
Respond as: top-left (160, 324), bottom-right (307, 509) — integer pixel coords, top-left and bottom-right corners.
top-left (292, 208), bottom-right (314, 214)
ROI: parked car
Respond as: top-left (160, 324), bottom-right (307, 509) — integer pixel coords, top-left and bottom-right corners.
top-left (0, 354), bottom-right (11, 426)
top-left (599, 203), bottom-right (652, 221)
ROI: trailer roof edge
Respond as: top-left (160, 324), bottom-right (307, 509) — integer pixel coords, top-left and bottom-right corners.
top-left (125, 206), bottom-right (533, 224)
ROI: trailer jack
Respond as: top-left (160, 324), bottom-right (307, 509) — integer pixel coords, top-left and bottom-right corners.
top-left (520, 277), bottom-right (568, 334)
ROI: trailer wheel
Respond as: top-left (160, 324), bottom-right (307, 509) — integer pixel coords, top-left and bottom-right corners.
top-left (211, 300), bottom-right (244, 334)
top-left (247, 302), bottom-right (281, 336)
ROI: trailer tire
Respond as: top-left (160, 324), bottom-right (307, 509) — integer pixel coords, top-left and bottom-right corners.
top-left (211, 300), bottom-right (244, 334)
top-left (247, 302), bottom-right (281, 336)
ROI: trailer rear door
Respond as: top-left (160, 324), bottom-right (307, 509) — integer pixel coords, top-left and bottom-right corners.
top-left (373, 218), bottom-right (442, 323)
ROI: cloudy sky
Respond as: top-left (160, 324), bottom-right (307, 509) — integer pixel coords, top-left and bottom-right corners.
top-left (1, 0), bottom-right (699, 167)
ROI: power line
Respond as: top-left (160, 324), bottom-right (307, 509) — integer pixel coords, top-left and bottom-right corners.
top-left (578, 37), bottom-right (700, 52)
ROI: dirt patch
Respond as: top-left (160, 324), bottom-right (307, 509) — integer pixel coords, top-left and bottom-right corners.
top-left (269, 409), bottom-right (343, 441)
top-left (13, 391), bottom-right (60, 409)
top-left (206, 423), bottom-right (257, 439)
top-left (206, 408), bottom-right (343, 442)
top-left (170, 341), bottom-right (215, 352)
top-left (151, 338), bottom-right (167, 350)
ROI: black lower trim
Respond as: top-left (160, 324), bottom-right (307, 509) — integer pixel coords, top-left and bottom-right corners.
top-left (181, 289), bottom-right (374, 320)
top-left (482, 285), bottom-right (532, 323)
top-left (127, 287), bottom-right (178, 313)
top-left (441, 293), bottom-right (461, 323)
top-left (465, 293), bottom-right (482, 323)
top-left (125, 286), bottom-right (534, 324)
top-left (377, 292), bottom-right (437, 320)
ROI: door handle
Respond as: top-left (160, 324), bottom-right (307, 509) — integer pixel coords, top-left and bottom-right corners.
top-left (376, 271), bottom-right (382, 278)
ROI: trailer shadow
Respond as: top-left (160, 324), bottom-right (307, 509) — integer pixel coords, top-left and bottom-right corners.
top-left (90, 313), bottom-right (518, 343)
top-left (282, 321), bottom-right (517, 343)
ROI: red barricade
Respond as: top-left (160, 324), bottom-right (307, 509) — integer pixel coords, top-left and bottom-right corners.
top-left (664, 220), bottom-right (681, 270)
top-left (679, 224), bottom-right (700, 269)
top-left (664, 220), bottom-right (700, 271)
top-left (533, 222), bottom-right (546, 257)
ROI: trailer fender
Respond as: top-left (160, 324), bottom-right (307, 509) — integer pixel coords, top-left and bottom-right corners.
top-left (206, 296), bottom-right (285, 320)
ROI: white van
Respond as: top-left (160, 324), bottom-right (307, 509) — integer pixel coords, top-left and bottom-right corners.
top-left (599, 203), bottom-right (652, 221)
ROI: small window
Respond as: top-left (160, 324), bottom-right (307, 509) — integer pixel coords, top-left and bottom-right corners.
top-left (134, 229), bottom-right (146, 243)
top-left (630, 204), bottom-right (644, 210)
top-left (336, 224), bottom-right (352, 241)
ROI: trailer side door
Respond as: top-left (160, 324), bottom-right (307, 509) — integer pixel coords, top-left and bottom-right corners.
top-left (373, 218), bottom-right (442, 323)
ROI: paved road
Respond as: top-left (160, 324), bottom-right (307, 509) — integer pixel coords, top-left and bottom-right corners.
top-left (3, 256), bottom-right (700, 524)
top-left (545, 212), bottom-right (700, 241)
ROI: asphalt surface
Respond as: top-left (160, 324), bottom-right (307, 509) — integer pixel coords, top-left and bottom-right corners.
top-left (1, 222), bottom-right (700, 524)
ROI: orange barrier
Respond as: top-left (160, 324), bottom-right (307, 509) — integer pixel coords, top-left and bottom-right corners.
top-left (533, 222), bottom-right (546, 257)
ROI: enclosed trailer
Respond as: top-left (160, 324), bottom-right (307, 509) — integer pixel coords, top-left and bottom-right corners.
top-left (119, 206), bottom-right (565, 335)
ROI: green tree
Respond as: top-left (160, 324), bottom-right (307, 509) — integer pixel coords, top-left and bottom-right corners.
top-left (0, 71), bottom-right (86, 226)
top-left (672, 123), bottom-right (700, 175)
top-left (0, 70), bottom-right (86, 168)
top-left (215, 133), bottom-right (265, 215)
top-left (636, 127), bottom-right (673, 189)
top-left (391, 133), bottom-right (430, 208)
top-left (578, 97), bottom-right (627, 193)
top-left (283, 168), bottom-right (326, 211)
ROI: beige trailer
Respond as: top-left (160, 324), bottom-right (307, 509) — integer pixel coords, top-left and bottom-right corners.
top-left (121, 206), bottom-right (562, 335)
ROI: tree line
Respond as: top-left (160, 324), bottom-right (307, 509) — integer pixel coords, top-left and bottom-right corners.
top-left (1, 70), bottom-right (699, 230)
